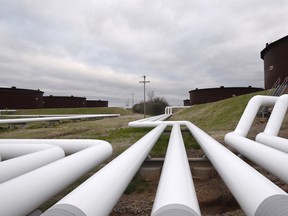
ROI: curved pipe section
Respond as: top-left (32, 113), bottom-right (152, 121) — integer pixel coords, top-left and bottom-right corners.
top-left (233, 95), bottom-right (278, 137)
top-left (152, 123), bottom-right (200, 216)
top-left (0, 139), bottom-right (111, 155)
top-left (186, 122), bottom-right (288, 216)
top-left (0, 144), bottom-right (65, 183)
top-left (42, 124), bottom-right (167, 216)
top-left (0, 141), bottom-right (112, 216)
top-left (262, 94), bottom-right (288, 136)
top-left (255, 94), bottom-right (288, 153)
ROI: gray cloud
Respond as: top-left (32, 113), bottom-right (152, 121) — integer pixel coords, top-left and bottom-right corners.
top-left (0, 0), bottom-right (288, 107)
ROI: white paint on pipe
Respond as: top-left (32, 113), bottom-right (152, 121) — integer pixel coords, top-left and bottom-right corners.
top-left (186, 122), bottom-right (288, 216)
top-left (0, 144), bottom-right (65, 183)
top-left (262, 94), bottom-right (288, 136)
top-left (256, 133), bottom-right (288, 154)
top-left (0, 139), bottom-right (111, 155)
top-left (165, 106), bottom-right (191, 115)
top-left (250, 94), bottom-right (288, 153)
top-left (42, 124), bottom-right (167, 216)
top-left (152, 123), bottom-right (200, 216)
top-left (0, 141), bottom-right (112, 216)
top-left (128, 120), bottom-right (187, 128)
top-left (0, 114), bottom-right (120, 124)
top-left (225, 132), bottom-right (288, 184)
top-left (233, 95), bottom-right (278, 137)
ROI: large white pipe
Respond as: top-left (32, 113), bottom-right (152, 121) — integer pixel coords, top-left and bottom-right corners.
top-left (186, 122), bottom-right (288, 216)
top-left (256, 133), bottom-right (288, 154)
top-left (0, 144), bottom-right (65, 183)
top-left (42, 123), bottom-right (167, 216)
top-left (255, 94), bottom-right (288, 153)
top-left (0, 139), bottom-right (111, 155)
top-left (152, 123), bottom-right (200, 216)
top-left (233, 95), bottom-right (278, 137)
top-left (225, 132), bottom-right (288, 184)
top-left (0, 141), bottom-right (112, 216)
top-left (0, 114), bottom-right (120, 124)
top-left (261, 94), bottom-right (288, 136)
top-left (0, 139), bottom-right (110, 183)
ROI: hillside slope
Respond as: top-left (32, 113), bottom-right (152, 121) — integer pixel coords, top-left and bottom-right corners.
top-left (170, 91), bottom-right (268, 132)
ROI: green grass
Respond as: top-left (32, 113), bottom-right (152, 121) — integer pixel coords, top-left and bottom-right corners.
top-left (170, 90), bottom-right (268, 131)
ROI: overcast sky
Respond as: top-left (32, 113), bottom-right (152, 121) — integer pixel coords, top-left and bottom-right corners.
top-left (0, 0), bottom-right (288, 107)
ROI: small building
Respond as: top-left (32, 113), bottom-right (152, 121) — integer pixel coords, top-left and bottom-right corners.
top-left (86, 100), bottom-right (108, 107)
top-left (261, 35), bottom-right (288, 89)
top-left (43, 95), bottom-right (86, 108)
top-left (189, 86), bottom-right (263, 105)
top-left (0, 86), bottom-right (43, 109)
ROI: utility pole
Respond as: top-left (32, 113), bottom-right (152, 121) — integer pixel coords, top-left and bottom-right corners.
top-left (131, 93), bottom-right (134, 108)
top-left (139, 75), bottom-right (150, 118)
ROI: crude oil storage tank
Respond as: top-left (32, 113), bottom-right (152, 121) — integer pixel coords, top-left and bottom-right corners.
top-left (261, 35), bottom-right (288, 89)
top-left (86, 100), bottom-right (108, 107)
top-left (189, 86), bottom-right (263, 105)
top-left (0, 86), bottom-right (43, 109)
top-left (43, 95), bottom-right (86, 108)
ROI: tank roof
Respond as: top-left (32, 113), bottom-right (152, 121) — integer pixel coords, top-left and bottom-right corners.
top-left (260, 35), bottom-right (288, 59)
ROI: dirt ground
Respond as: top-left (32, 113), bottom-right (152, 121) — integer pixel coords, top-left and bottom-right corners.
top-left (109, 119), bottom-right (288, 216)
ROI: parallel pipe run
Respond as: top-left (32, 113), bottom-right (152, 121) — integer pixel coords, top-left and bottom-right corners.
top-left (0, 139), bottom-right (111, 183)
top-left (0, 139), bottom-right (112, 155)
top-left (185, 122), bottom-right (288, 216)
top-left (0, 114), bottom-right (120, 124)
top-left (128, 120), bottom-right (186, 128)
top-left (42, 124), bottom-right (167, 216)
top-left (0, 144), bottom-right (65, 183)
top-left (152, 123), bottom-right (200, 216)
top-left (233, 95), bottom-right (278, 137)
top-left (0, 140), bottom-right (112, 216)
top-left (225, 132), bottom-right (288, 184)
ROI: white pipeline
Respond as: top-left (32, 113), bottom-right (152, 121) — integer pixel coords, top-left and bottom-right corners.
top-left (233, 95), bottom-right (278, 137)
top-left (256, 133), bottom-right (288, 154)
top-left (0, 140), bottom-right (112, 216)
top-left (42, 124), bottom-right (167, 216)
top-left (225, 132), bottom-right (288, 184)
top-left (0, 144), bottom-right (65, 183)
top-left (0, 114), bottom-right (120, 124)
top-left (152, 123), bottom-right (200, 216)
top-left (186, 122), bottom-right (288, 216)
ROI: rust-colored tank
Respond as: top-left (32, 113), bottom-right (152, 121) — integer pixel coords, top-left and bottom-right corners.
top-left (261, 35), bottom-right (288, 89)
top-left (43, 95), bottom-right (86, 108)
top-left (86, 100), bottom-right (108, 107)
top-left (189, 86), bottom-right (263, 105)
top-left (0, 86), bottom-right (43, 109)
